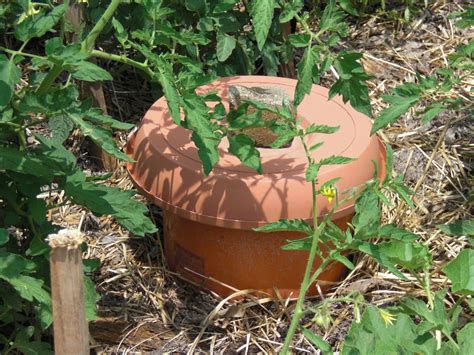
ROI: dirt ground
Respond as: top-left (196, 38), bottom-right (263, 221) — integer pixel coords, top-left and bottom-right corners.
top-left (51, 1), bottom-right (472, 353)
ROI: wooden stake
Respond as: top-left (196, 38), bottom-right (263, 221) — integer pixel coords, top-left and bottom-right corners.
top-left (48, 229), bottom-right (89, 355)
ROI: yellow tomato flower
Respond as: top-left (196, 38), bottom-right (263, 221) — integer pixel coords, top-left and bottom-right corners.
top-left (379, 308), bottom-right (396, 327)
top-left (17, 1), bottom-right (40, 24)
top-left (321, 185), bottom-right (336, 203)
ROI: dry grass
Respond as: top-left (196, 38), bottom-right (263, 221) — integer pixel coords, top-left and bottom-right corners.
top-left (49, 1), bottom-right (472, 353)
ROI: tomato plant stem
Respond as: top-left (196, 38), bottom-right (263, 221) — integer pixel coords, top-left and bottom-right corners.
top-left (82, 0), bottom-right (122, 53)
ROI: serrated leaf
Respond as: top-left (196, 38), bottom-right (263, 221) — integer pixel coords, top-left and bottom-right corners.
top-left (271, 130), bottom-right (297, 148)
top-left (437, 219), bottom-right (474, 236)
top-left (282, 236), bottom-right (312, 250)
top-left (383, 143), bottom-right (393, 184)
top-left (332, 252), bottom-right (355, 270)
top-left (287, 33), bottom-right (311, 48)
top-left (301, 326), bottom-right (333, 353)
top-left (70, 61), bottom-right (113, 82)
top-left (85, 108), bottom-right (135, 130)
top-left (352, 189), bottom-right (380, 234)
top-left (388, 176), bottom-right (415, 208)
top-left (309, 142), bottom-right (324, 152)
top-left (371, 95), bottom-right (419, 134)
top-left (67, 112), bottom-right (133, 162)
top-left (48, 114), bottom-right (74, 143)
top-left (250, 0), bottom-right (276, 50)
top-left (339, 0), bottom-right (358, 16)
top-left (318, 155), bottom-right (354, 166)
top-left (15, 4), bottom-right (67, 41)
top-left (182, 95), bottom-right (222, 175)
top-left (112, 18), bottom-right (128, 47)
top-left (329, 51), bottom-right (372, 117)
top-left (7, 275), bottom-right (51, 305)
top-left (421, 103), bottom-right (446, 124)
top-left (295, 46), bottom-right (316, 107)
top-left (320, 0), bottom-right (347, 33)
top-left (64, 171), bottom-right (157, 236)
top-left (0, 146), bottom-right (64, 179)
top-left (306, 163), bottom-right (320, 182)
top-left (191, 132), bottom-right (220, 176)
top-left (254, 219), bottom-right (313, 234)
top-left (0, 55), bottom-right (21, 107)
top-left (156, 60), bottom-right (182, 125)
top-left (443, 249), bottom-right (474, 295)
top-left (216, 32), bottom-right (236, 62)
top-left (279, 0), bottom-right (304, 23)
top-left (305, 123), bottom-right (339, 135)
top-left (228, 134), bottom-right (262, 173)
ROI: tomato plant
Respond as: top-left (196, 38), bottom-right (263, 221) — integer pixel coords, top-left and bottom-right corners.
top-left (0, 0), bottom-right (472, 353)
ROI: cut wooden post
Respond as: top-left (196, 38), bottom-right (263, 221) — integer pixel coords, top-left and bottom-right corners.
top-left (48, 229), bottom-right (89, 355)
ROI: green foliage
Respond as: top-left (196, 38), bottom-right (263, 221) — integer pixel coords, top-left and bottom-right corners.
top-left (249, 0), bottom-right (277, 50)
top-left (0, 0), bottom-right (470, 353)
top-left (437, 219), bottom-right (474, 236)
top-left (443, 249), bottom-right (474, 295)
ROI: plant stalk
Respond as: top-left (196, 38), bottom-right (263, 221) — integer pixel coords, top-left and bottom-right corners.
top-left (81, 0), bottom-right (122, 53)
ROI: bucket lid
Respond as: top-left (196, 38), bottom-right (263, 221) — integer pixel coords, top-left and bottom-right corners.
top-left (126, 76), bottom-right (386, 229)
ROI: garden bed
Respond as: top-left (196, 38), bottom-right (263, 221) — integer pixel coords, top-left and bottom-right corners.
top-left (40, 2), bottom-right (473, 352)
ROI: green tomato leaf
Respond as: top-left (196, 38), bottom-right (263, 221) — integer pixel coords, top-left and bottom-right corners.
top-left (249, 0), bottom-right (276, 51)
top-left (371, 95), bottom-right (419, 134)
top-left (437, 219), bottom-right (474, 236)
top-left (281, 236), bottom-right (312, 250)
top-left (305, 123), bottom-right (340, 135)
top-left (339, 0), bottom-right (358, 16)
top-left (287, 33), bottom-right (311, 48)
top-left (64, 171), bottom-right (157, 236)
top-left (216, 32), bottom-right (236, 62)
top-left (306, 162), bottom-right (320, 182)
top-left (329, 51), bottom-right (372, 118)
top-left (254, 219), bottom-right (313, 234)
top-left (228, 134), bottom-right (262, 173)
top-left (67, 112), bottom-right (133, 162)
top-left (15, 4), bottom-right (67, 41)
top-left (318, 155), bottom-right (354, 166)
top-left (443, 249), bottom-right (474, 295)
top-left (279, 0), bottom-right (304, 23)
top-left (0, 55), bottom-right (21, 108)
top-left (420, 103), bottom-right (446, 124)
top-left (70, 61), bottom-right (113, 82)
top-left (295, 46), bottom-right (316, 107)
top-left (85, 108), bottom-right (135, 130)
top-left (156, 59), bottom-right (182, 125)
top-left (48, 114), bottom-right (74, 143)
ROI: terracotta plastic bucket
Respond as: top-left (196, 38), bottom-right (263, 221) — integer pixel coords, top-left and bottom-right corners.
top-left (126, 76), bottom-right (386, 298)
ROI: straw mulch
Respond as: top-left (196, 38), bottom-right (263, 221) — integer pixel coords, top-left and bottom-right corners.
top-left (50, 1), bottom-right (472, 353)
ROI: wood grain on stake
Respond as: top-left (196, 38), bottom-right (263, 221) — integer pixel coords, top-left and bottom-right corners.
top-left (49, 230), bottom-right (89, 355)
